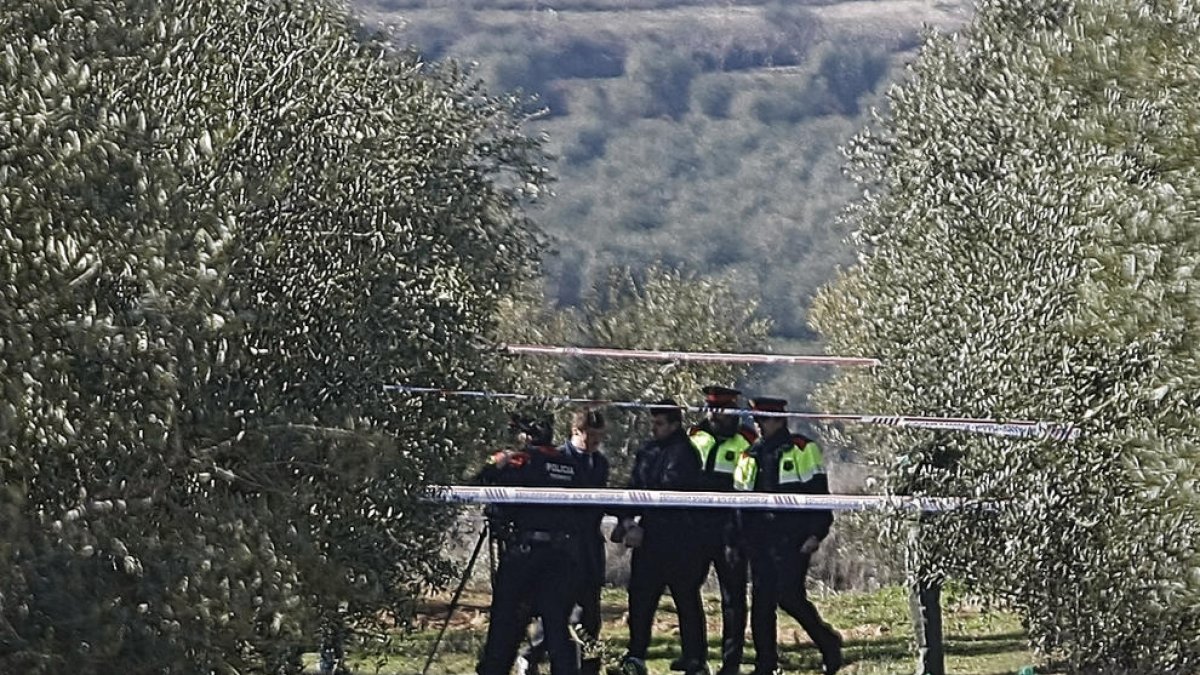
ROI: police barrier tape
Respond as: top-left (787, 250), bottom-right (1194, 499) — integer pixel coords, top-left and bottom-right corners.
top-left (856, 415), bottom-right (1080, 441)
top-left (383, 385), bottom-right (1081, 442)
top-left (504, 343), bottom-right (881, 367)
top-left (429, 486), bottom-right (968, 513)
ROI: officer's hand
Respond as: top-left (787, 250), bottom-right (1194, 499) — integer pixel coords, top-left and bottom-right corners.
top-left (800, 535), bottom-right (821, 555)
top-left (623, 524), bottom-right (645, 549)
top-left (610, 520), bottom-right (628, 544)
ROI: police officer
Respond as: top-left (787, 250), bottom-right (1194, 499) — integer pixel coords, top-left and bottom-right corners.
top-left (614, 400), bottom-right (709, 675)
top-left (518, 409), bottom-right (610, 675)
top-left (686, 386), bottom-right (757, 675)
top-left (735, 398), bottom-right (843, 675)
top-left (476, 414), bottom-right (585, 675)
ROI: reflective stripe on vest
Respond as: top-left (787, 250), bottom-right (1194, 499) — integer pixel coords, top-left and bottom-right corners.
top-left (732, 452), bottom-right (757, 492)
top-left (732, 440), bottom-right (825, 491)
top-left (778, 441), bottom-right (825, 484)
top-left (690, 429), bottom-right (752, 476)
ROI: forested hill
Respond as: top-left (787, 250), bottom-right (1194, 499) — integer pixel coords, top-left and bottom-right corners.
top-left (355, 0), bottom-right (972, 340)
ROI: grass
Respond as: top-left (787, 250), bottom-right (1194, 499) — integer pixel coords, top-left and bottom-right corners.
top-left (307, 584), bottom-right (1050, 674)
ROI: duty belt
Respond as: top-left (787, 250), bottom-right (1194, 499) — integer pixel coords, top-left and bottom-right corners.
top-left (515, 530), bottom-right (574, 544)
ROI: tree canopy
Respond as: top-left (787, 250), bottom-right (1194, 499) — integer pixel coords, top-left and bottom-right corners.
top-left (497, 265), bottom-right (771, 479)
top-left (1, 0), bottom-right (547, 670)
top-left (812, 0), bottom-right (1200, 671)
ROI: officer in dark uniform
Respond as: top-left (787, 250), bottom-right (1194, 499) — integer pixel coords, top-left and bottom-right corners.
top-left (735, 398), bottom-right (843, 675)
top-left (476, 415), bottom-right (585, 675)
top-left (686, 386), bottom-right (758, 675)
top-left (614, 400), bottom-right (709, 675)
top-left (518, 409), bottom-right (610, 675)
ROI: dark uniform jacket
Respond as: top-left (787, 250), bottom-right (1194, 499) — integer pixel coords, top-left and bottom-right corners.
top-left (626, 426), bottom-right (702, 543)
top-left (478, 443), bottom-right (584, 536)
top-left (560, 441), bottom-right (609, 586)
top-left (691, 419), bottom-right (758, 536)
top-left (742, 427), bottom-right (833, 542)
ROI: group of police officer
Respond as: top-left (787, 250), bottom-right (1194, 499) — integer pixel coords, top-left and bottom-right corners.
top-left (475, 386), bottom-right (844, 675)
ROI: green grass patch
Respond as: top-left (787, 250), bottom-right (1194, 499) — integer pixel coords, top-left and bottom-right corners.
top-left (307, 585), bottom-right (1049, 674)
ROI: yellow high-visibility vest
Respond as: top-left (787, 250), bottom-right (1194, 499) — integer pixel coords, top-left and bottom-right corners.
top-left (733, 437), bottom-right (825, 492)
top-left (690, 428), bottom-right (753, 475)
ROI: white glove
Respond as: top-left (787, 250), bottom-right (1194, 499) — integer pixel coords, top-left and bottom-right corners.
top-left (800, 535), bottom-right (821, 555)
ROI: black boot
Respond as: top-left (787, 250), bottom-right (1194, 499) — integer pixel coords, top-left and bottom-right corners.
top-left (616, 654), bottom-right (648, 675)
top-left (821, 631), bottom-right (844, 675)
top-left (670, 657), bottom-right (711, 674)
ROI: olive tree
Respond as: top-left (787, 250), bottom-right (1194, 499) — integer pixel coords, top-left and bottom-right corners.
top-left (811, 0), bottom-right (1200, 671)
top-left (493, 266), bottom-right (770, 479)
top-left (1, 0), bottom-right (546, 671)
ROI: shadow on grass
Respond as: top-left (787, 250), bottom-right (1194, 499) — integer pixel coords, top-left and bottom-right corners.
top-left (612, 630), bottom-right (1028, 667)
top-left (818, 631), bottom-right (1027, 662)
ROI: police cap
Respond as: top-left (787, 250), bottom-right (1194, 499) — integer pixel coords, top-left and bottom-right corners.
top-left (749, 397), bottom-right (788, 413)
top-left (702, 385), bottom-right (741, 409)
top-left (509, 413), bottom-right (554, 445)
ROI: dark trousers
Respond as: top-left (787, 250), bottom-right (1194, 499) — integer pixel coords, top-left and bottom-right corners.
top-left (699, 533), bottom-right (749, 674)
top-left (522, 578), bottom-right (603, 675)
top-left (626, 539), bottom-right (709, 664)
top-left (477, 540), bottom-right (580, 675)
top-left (523, 533), bottom-right (605, 675)
top-left (747, 538), bottom-right (839, 672)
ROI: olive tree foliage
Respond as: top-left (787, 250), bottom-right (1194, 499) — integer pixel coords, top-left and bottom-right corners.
top-left (810, 0), bottom-right (1200, 671)
top-left (0, 0), bottom-right (546, 671)
top-left (496, 265), bottom-right (771, 480)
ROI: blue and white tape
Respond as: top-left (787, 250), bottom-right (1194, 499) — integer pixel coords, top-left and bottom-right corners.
top-left (429, 486), bottom-right (968, 513)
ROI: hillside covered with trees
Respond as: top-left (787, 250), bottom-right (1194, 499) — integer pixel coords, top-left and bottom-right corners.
top-left (360, 0), bottom-right (972, 344)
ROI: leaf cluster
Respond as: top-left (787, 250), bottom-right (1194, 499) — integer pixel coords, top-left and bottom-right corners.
top-left (1, 0), bottom-right (546, 671)
top-left (812, 0), bottom-right (1200, 670)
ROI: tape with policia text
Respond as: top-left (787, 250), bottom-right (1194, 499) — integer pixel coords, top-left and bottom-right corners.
top-left (429, 485), bottom-right (970, 513)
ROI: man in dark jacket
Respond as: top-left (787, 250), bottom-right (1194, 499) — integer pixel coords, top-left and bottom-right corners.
top-left (614, 400), bottom-right (709, 675)
top-left (735, 398), bottom-right (843, 675)
top-left (687, 386), bottom-right (757, 675)
top-left (476, 415), bottom-right (584, 675)
top-left (518, 409), bottom-right (609, 675)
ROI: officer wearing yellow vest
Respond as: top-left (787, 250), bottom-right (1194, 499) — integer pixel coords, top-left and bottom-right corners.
top-left (686, 385), bottom-right (757, 675)
top-left (735, 397), bottom-right (844, 675)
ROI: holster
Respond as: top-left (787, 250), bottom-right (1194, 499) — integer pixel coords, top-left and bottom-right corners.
top-left (506, 529), bottom-right (576, 555)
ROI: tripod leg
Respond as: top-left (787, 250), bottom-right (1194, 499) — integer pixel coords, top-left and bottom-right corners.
top-left (422, 525), bottom-right (489, 675)
top-left (488, 528), bottom-right (497, 587)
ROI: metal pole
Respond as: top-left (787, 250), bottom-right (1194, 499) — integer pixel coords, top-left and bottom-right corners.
top-left (422, 524), bottom-right (489, 675)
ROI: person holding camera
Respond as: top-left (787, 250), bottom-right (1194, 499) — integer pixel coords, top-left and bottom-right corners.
top-left (476, 415), bottom-right (585, 675)
top-left (517, 409), bottom-right (610, 675)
